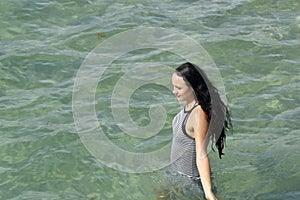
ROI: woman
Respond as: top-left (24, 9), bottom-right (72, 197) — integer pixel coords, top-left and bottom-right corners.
top-left (169, 62), bottom-right (232, 200)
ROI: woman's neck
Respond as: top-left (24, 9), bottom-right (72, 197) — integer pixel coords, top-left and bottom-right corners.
top-left (185, 99), bottom-right (196, 110)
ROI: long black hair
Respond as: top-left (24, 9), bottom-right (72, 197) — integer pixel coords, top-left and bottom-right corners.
top-left (175, 62), bottom-right (232, 158)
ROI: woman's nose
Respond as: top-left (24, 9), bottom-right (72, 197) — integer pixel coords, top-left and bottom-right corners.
top-left (173, 88), bottom-right (177, 94)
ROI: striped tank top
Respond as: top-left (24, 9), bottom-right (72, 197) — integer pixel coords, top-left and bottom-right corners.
top-left (171, 104), bottom-right (200, 178)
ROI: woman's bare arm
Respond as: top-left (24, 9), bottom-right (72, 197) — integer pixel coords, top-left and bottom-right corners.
top-left (193, 106), bottom-right (217, 200)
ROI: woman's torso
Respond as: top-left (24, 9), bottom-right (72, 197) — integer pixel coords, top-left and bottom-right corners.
top-left (171, 105), bottom-right (200, 178)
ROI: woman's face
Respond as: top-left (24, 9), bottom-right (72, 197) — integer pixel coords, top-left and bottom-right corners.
top-left (172, 72), bottom-right (194, 102)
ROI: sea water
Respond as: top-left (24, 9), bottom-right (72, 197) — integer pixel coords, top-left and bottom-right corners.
top-left (0, 0), bottom-right (299, 199)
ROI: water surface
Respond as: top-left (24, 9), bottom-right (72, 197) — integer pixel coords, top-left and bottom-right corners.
top-left (0, 0), bottom-right (299, 199)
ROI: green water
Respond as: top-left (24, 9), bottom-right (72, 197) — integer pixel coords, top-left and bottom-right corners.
top-left (1, 0), bottom-right (299, 199)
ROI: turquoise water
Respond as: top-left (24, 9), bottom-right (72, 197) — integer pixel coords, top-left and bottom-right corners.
top-left (1, 0), bottom-right (300, 199)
